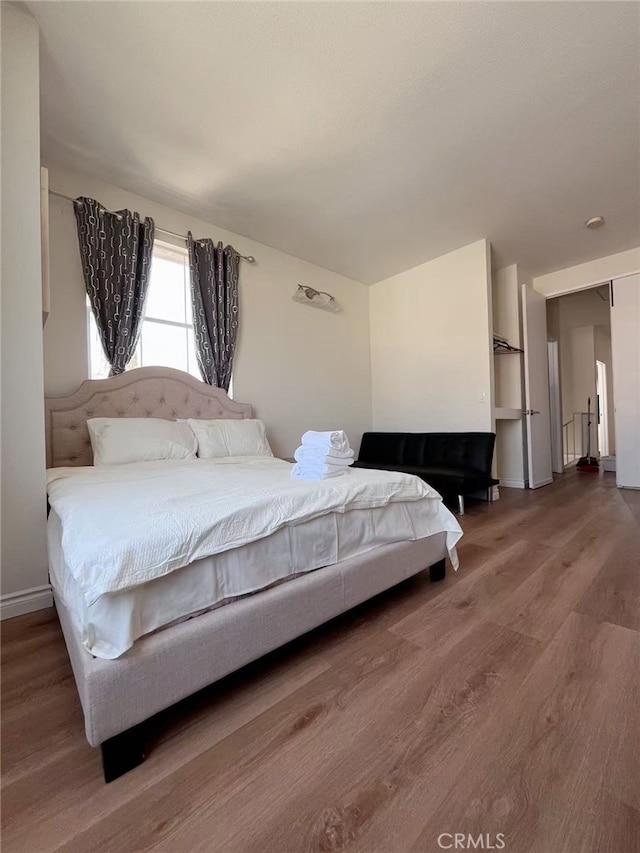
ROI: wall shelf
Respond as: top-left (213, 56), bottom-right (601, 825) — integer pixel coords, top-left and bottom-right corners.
top-left (494, 407), bottom-right (522, 420)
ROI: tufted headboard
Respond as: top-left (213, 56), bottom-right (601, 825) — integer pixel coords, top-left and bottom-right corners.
top-left (44, 367), bottom-right (253, 468)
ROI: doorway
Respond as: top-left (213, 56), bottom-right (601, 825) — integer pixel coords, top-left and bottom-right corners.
top-left (545, 283), bottom-right (614, 470)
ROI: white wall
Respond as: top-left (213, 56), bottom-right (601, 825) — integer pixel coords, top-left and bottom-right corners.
top-left (533, 247), bottom-right (640, 298)
top-left (570, 325), bottom-right (597, 440)
top-left (0, 6), bottom-right (50, 614)
top-left (369, 240), bottom-right (494, 432)
top-left (43, 195), bottom-right (89, 394)
top-left (42, 166), bottom-right (372, 458)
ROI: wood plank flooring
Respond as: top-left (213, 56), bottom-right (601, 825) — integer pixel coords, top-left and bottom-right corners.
top-left (2, 470), bottom-right (639, 852)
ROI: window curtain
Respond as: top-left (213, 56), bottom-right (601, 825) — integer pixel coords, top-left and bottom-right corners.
top-left (187, 233), bottom-right (240, 390)
top-left (74, 197), bottom-right (155, 376)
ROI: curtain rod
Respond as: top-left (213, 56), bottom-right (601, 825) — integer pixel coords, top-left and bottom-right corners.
top-left (48, 190), bottom-right (256, 263)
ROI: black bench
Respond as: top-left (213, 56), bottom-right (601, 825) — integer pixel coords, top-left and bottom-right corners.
top-left (354, 432), bottom-right (498, 514)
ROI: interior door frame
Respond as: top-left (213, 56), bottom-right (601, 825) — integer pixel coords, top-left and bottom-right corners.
top-left (595, 359), bottom-right (609, 458)
top-left (541, 272), bottom-right (640, 488)
top-left (522, 284), bottom-right (554, 489)
top-left (548, 340), bottom-right (564, 473)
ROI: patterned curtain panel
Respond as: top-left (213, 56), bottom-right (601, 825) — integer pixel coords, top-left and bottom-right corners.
top-left (74, 197), bottom-right (155, 376)
top-left (187, 233), bottom-right (240, 390)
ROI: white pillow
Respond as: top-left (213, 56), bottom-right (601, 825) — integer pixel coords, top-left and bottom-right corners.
top-left (87, 417), bottom-right (198, 466)
top-left (188, 418), bottom-right (273, 458)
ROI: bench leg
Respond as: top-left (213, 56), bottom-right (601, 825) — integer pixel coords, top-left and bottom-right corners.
top-left (429, 559), bottom-right (446, 583)
top-left (457, 494), bottom-right (465, 515)
top-left (101, 724), bottom-right (146, 783)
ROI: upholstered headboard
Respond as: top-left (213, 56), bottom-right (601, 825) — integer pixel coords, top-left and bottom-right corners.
top-left (44, 367), bottom-right (253, 468)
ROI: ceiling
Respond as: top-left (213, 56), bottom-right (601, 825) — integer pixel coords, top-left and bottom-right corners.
top-left (28, 1), bottom-right (640, 284)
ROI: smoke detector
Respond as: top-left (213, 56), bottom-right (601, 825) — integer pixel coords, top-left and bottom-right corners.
top-left (585, 216), bottom-right (605, 229)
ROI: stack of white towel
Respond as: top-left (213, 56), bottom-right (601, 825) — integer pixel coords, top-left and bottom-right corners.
top-left (290, 430), bottom-right (354, 480)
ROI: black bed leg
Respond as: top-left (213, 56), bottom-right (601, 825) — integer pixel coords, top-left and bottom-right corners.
top-left (101, 724), bottom-right (146, 783)
top-left (429, 558), bottom-right (446, 583)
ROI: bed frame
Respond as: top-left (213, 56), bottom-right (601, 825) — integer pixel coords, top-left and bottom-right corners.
top-left (45, 367), bottom-right (449, 782)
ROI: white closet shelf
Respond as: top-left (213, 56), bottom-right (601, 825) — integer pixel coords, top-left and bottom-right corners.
top-left (494, 407), bottom-right (522, 420)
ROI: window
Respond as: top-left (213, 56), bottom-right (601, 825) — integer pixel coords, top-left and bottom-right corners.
top-left (88, 242), bottom-right (201, 380)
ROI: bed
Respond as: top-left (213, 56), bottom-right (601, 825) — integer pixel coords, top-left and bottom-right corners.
top-left (45, 367), bottom-right (462, 781)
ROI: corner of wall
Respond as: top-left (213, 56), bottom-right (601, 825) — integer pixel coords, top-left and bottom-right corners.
top-left (1, 3), bottom-right (50, 607)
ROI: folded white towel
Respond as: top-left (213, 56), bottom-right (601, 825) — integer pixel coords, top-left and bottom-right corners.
top-left (301, 430), bottom-right (350, 453)
top-left (294, 446), bottom-right (354, 466)
top-left (297, 444), bottom-right (355, 461)
top-left (291, 462), bottom-right (348, 480)
top-left (298, 460), bottom-right (350, 474)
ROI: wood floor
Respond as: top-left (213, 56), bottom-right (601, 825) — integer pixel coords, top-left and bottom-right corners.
top-left (2, 471), bottom-right (639, 852)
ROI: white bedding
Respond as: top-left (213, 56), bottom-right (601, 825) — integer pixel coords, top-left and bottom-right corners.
top-left (49, 494), bottom-right (462, 659)
top-left (47, 457), bottom-right (459, 605)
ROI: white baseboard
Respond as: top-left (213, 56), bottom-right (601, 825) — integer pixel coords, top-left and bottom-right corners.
top-left (0, 585), bottom-right (53, 620)
top-left (499, 478), bottom-right (527, 489)
top-left (531, 477), bottom-right (554, 489)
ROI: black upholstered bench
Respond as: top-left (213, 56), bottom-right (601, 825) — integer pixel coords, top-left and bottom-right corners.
top-left (354, 432), bottom-right (498, 514)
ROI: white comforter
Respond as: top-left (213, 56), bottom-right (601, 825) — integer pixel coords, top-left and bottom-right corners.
top-left (47, 457), bottom-right (458, 606)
